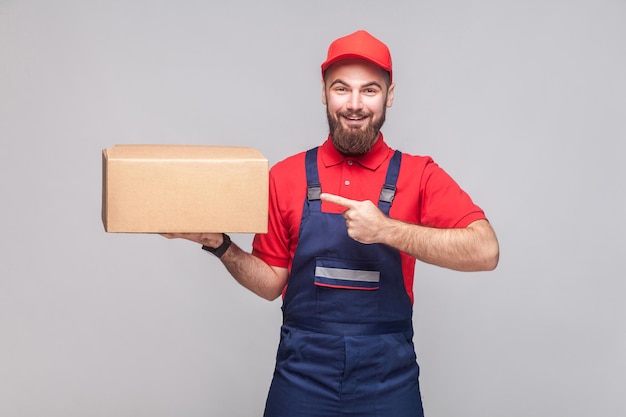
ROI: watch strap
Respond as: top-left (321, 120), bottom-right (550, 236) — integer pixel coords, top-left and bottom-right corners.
top-left (202, 233), bottom-right (231, 258)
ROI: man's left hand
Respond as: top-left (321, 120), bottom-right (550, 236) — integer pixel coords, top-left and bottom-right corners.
top-left (320, 193), bottom-right (388, 244)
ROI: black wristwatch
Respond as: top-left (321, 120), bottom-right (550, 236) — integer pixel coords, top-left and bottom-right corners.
top-left (201, 233), bottom-right (232, 258)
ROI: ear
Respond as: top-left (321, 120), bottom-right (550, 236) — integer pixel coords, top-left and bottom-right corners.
top-left (321, 78), bottom-right (328, 105)
top-left (386, 83), bottom-right (396, 108)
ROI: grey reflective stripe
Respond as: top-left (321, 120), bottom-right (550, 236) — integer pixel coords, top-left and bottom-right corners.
top-left (315, 266), bottom-right (380, 283)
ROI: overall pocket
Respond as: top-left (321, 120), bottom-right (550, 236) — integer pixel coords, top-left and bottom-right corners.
top-left (314, 257), bottom-right (380, 322)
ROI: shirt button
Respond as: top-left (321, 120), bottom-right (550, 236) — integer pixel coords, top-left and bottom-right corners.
top-left (344, 180), bottom-right (351, 186)
top-left (347, 160), bottom-right (353, 165)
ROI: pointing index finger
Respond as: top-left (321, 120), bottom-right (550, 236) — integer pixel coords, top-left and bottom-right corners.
top-left (320, 193), bottom-right (357, 209)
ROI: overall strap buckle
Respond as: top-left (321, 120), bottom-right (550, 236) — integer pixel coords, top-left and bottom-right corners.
top-left (378, 150), bottom-right (402, 214)
top-left (307, 182), bottom-right (321, 201)
top-left (305, 147), bottom-right (322, 204)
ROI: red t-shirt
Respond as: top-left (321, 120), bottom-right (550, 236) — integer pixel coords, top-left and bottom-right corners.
top-left (252, 134), bottom-right (486, 303)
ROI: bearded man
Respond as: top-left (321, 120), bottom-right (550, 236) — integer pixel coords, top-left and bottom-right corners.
top-left (164, 30), bottom-right (499, 417)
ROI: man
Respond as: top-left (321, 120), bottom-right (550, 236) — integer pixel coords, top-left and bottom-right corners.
top-left (164, 30), bottom-right (499, 417)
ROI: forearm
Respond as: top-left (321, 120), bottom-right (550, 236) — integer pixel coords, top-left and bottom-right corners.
top-left (382, 219), bottom-right (499, 272)
top-left (219, 242), bottom-right (287, 301)
top-left (162, 233), bottom-right (287, 301)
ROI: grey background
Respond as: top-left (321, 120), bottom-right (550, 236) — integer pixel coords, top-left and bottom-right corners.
top-left (1, 0), bottom-right (624, 416)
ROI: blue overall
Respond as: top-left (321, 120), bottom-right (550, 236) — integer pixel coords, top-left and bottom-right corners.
top-left (264, 148), bottom-right (424, 417)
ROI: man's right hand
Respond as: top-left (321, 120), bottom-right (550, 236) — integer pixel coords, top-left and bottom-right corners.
top-left (160, 232), bottom-right (224, 248)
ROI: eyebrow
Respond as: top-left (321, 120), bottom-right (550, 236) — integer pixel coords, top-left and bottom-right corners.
top-left (329, 79), bottom-right (384, 90)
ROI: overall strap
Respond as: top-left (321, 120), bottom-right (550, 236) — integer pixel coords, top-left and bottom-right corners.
top-left (378, 150), bottom-right (402, 215)
top-left (305, 147), bottom-right (322, 212)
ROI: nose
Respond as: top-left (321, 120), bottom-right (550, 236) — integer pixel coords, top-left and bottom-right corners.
top-left (346, 91), bottom-right (363, 111)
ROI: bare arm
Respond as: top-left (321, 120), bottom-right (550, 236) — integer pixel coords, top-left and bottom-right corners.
top-left (320, 193), bottom-right (499, 272)
top-left (162, 233), bottom-right (288, 301)
top-left (383, 218), bottom-right (499, 271)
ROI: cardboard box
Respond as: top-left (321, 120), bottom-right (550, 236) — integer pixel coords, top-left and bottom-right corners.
top-left (102, 144), bottom-right (268, 233)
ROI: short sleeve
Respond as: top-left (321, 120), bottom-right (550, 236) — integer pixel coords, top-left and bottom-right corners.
top-left (419, 160), bottom-right (486, 228)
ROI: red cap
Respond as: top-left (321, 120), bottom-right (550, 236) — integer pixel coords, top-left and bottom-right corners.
top-left (321, 30), bottom-right (392, 82)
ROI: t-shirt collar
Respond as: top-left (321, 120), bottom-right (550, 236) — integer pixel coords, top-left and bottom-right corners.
top-left (320, 133), bottom-right (390, 171)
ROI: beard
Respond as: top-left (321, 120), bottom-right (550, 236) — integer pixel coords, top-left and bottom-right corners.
top-left (327, 107), bottom-right (386, 156)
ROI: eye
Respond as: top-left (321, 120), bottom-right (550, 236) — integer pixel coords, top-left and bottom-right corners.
top-left (363, 88), bottom-right (379, 95)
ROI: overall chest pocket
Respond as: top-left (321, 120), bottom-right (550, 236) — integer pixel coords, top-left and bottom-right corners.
top-left (314, 257), bottom-right (380, 322)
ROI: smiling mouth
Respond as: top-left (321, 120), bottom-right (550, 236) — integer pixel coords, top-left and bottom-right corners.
top-left (341, 114), bottom-right (369, 125)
